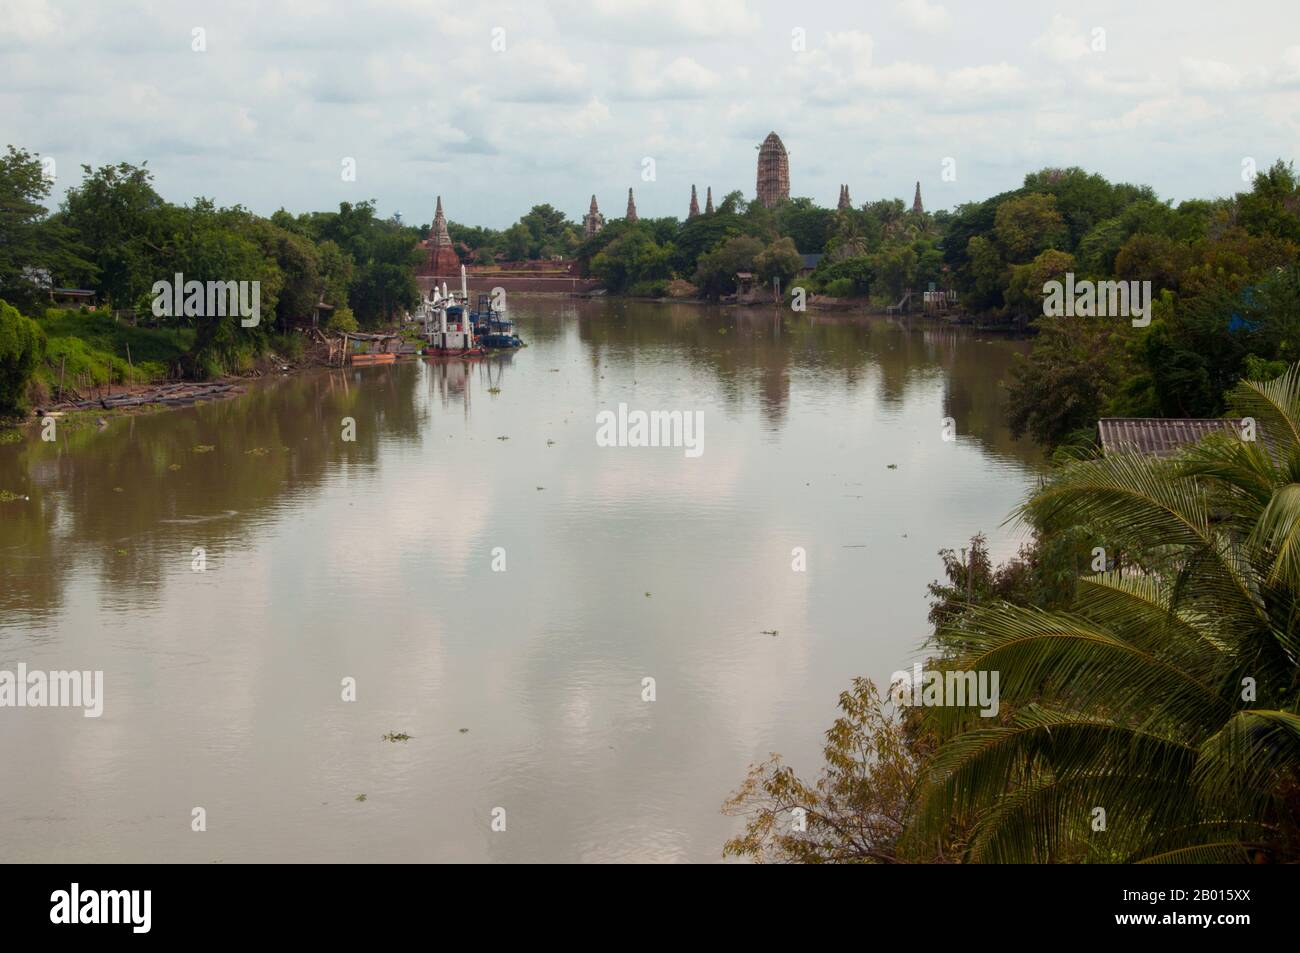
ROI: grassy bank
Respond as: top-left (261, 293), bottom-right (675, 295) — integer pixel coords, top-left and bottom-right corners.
top-left (32, 308), bottom-right (193, 395)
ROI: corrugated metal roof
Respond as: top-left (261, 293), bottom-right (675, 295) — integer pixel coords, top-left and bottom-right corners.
top-left (1097, 418), bottom-right (1250, 457)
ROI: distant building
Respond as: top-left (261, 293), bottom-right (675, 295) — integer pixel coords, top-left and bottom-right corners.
top-left (838, 184), bottom-right (852, 210)
top-left (583, 194), bottom-right (605, 238)
top-left (756, 132), bottom-right (790, 208)
top-left (913, 181), bottom-right (924, 215)
top-left (1097, 418), bottom-right (1254, 458)
top-left (626, 188), bottom-right (638, 223)
top-left (50, 288), bottom-right (96, 308)
top-left (688, 184), bottom-right (700, 219)
top-left (705, 186), bottom-right (714, 214)
top-left (799, 254), bottom-right (823, 276)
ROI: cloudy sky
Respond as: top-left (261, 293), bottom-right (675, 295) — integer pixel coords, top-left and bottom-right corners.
top-left (3, 0), bottom-right (1297, 229)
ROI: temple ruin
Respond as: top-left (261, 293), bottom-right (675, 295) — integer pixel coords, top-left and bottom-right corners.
top-left (756, 131), bottom-right (790, 208)
top-left (626, 188), bottom-right (638, 222)
top-left (583, 194), bottom-right (605, 238)
top-left (420, 196), bottom-right (460, 276)
top-left (688, 184), bottom-right (700, 219)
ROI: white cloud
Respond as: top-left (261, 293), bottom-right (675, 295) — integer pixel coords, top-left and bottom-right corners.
top-left (0, 0), bottom-right (63, 45)
top-left (563, 0), bottom-right (759, 42)
top-left (1278, 46), bottom-right (1300, 85)
top-left (1032, 15), bottom-right (1090, 63)
top-left (1180, 58), bottom-right (1243, 91)
top-left (824, 30), bottom-right (874, 65)
top-left (945, 63), bottom-right (1027, 97)
top-left (621, 53), bottom-right (721, 100)
top-left (897, 0), bottom-right (950, 33)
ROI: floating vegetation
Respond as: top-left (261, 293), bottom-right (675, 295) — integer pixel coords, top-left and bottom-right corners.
top-left (497, 435), bottom-right (509, 441)
top-left (381, 731), bottom-right (411, 743)
top-left (355, 794), bottom-right (367, 802)
top-left (245, 447), bottom-right (269, 457)
top-left (168, 463), bottom-right (182, 471)
top-left (0, 429), bottom-right (22, 445)
top-left (459, 728), bottom-right (469, 734)
top-left (488, 387), bottom-right (501, 394)
top-left (115, 548), bottom-right (128, 556)
top-left (0, 490), bottom-right (23, 503)
top-left (887, 464), bottom-right (898, 469)
top-left (536, 486), bottom-right (545, 491)
top-left (193, 445), bottom-right (215, 453)
top-left (112, 487), bottom-right (124, 493)
top-left (546, 439), bottom-right (555, 446)
top-left (645, 591), bottom-right (651, 598)
top-left (761, 629), bottom-right (779, 636)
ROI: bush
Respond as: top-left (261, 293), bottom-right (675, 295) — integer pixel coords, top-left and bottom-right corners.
top-left (328, 305), bottom-right (358, 333)
top-left (269, 332), bottom-right (305, 361)
top-left (0, 299), bottom-right (46, 414)
top-left (628, 279), bottom-right (669, 297)
top-left (824, 277), bottom-right (855, 298)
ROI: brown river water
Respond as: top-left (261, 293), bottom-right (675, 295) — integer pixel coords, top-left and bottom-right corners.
top-left (0, 297), bottom-right (1040, 862)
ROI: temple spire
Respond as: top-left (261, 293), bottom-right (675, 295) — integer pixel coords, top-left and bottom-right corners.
top-left (430, 196), bottom-right (450, 243)
top-left (626, 187), bottom-right (638, 222)
top-left (838, 184), bottom-right (852, 210)
top-left (688, 184), bottom-right (700, 218)
top-left (423, 195), bottom-right (459, 276)
top-left (705, 186), bottom-right (714, 214)
top-left (912, 181), bottom-right (923, 215)
top-left (583, 194), bottom-right (604, 238)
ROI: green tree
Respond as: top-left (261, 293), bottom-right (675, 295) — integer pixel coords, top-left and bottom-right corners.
top-left (694, 235), bottom-right (763, 299)
top-left (754, 237), bottom-right (802, 288)
top-left (994, 193), bottom-right (1068, 263)
top-left (60, 160), bottom-right (168, 308)
top-left (1005, 314), bottom-right (1125, 447)
top-left (0, 146), bottom-right (94, 312)
top-left (723, 678), bottom-right (949, 863)
top-left (0, 299), bottom-right (45, 414)
top-left (911, 366), bottom-right (1300, 863)
top-left (774, 199), bottom-right (835, 254)
top-left (502, 223), bottom-right (531, 261)
top-left (589, 228), bottom-right (672, 293)
top-left (519, 204), bottom-right (576, 258)
top-left (1004, 249), bottom-right (1074, 319)
top-left (1238, 160), bottom-right (1300, 243)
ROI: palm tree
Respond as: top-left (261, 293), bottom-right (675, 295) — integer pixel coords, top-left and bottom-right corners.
top-left (911, 366), bottom-right (1300, 863)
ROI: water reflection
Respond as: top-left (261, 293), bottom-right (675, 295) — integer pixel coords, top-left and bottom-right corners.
top-left (0, 298), bottom-right (1040, 863)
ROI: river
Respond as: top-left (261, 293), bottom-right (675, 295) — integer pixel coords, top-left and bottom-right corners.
top-left (0, 298), bottom-right (1040, 862)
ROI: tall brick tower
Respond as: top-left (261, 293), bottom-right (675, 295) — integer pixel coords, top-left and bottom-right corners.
top-left (913, 181), bottom-right (924, 215)
top-left (756, 131), bottom-right (790, 209)
top-left (626, 188), bottom-right (638, 222)
top-left (705, 186), bottom-right (714, 214)
top-left (583, 194), bottom-right (605, 238)
top-left (425, 196), bottom-right (460, 276)
top-left (688, 184), bottom-right (700, 218)
top-left (838, 184), bottom-right (852, 210)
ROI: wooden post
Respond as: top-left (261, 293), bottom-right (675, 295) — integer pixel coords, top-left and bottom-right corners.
top-left (58, 355), bottom-right (66, 401)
